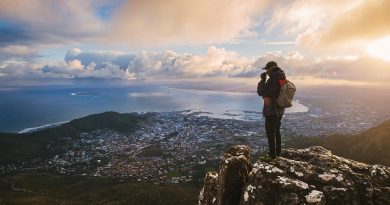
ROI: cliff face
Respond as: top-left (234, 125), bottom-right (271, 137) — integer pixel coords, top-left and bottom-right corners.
top-left (199, 145), bottom-right (390, 205)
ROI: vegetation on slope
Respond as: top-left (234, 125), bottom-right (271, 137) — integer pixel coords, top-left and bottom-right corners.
top-left (0, 172), bottom-right (198, 205)
top-left (324, 120), bottom-right (390, 166)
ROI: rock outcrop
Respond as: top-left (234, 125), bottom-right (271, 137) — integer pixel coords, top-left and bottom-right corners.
top-left (199, 145), bottom-right (390, 205)
top-left (199, 145), bottom-right (252, 205)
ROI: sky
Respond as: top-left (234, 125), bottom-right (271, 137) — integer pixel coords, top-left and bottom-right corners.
top-left (0, 0), bottom-right (389, 87)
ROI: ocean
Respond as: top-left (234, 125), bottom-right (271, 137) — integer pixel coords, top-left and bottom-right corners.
top-left (0, 83), bottom-right (307, 133)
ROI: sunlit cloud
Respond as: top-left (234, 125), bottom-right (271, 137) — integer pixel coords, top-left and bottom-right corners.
top-left (0, 45), bottom-right (39, 61)
top-left (67, 59), bottom-right (84, 70)
top-left (367, 36), bottom-right (390, 61)
top-left (290, 76), bottom-right (382, 87)
top-left (317, 0), bottom-right (390, 46)
top-left (1, 47), bottom-right (390, 86)
top-left (266, 0), bottom-right (390, 52)
top-left (109, 0), bottom-right (270, 46)
top-left (263, 41), bottom-right (296, 46)
top-left (0, 0), bottom-right (389, 87)
top-left (0, 0), bottom-right (104, 47)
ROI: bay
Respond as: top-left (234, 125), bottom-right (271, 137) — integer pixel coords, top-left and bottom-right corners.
top-left (0, 84), bottom-right (307, 133)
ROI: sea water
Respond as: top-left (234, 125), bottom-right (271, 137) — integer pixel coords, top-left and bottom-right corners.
top-left (0, 84), bottom-right (307, 133)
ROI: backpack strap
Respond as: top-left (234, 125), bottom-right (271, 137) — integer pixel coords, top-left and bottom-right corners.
top-left (278, 79), bottom-right (286, 86)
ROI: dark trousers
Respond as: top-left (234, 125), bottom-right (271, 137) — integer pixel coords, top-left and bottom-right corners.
top-left (265, 115), bottom-right (282, 158)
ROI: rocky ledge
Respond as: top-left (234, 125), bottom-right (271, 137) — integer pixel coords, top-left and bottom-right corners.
top-left (199, 145), bottom-right (390, 205)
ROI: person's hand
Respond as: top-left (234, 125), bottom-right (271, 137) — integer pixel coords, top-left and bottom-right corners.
top-left (260, 72), bottom-right (267, 81)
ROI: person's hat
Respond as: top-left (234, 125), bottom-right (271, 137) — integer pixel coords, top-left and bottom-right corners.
top-left (262, 61), bottom-right (278, 70)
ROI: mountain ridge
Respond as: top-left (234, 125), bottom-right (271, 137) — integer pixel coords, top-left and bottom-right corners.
top-left (0, 111), bottom-right (146, 163)
top-left (324, 119), bottom-right (390, 166)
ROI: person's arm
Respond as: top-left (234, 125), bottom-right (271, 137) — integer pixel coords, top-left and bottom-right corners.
top-left (258, 75), bottom-right (279, 98)
top-left (257, 80), bottom-right (266, 96)
top-left (257, 72), bottom-right (267, 96)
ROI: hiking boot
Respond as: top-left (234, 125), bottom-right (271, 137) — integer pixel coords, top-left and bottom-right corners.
top-left (260, 154), bottom-right (276, 163)
top-left (268, 158), bottom-right (278, 165)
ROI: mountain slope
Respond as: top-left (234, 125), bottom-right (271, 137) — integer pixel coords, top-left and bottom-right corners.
top-left (324, 120), bottom-right (390, 166)
top-left (0, 172), bottom-right (199, 205)
top-left (0, 111), bottom-right (147, 163)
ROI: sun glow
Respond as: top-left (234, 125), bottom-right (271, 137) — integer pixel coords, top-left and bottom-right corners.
top-left (367, 36), bottom-right (390, 61)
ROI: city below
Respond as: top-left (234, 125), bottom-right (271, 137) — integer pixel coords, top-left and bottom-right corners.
top-left (1, 93), bottom-right (388, 185)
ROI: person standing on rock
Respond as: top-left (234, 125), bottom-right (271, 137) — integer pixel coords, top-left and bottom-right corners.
top-left (257, 61), bottom-right (286, 159)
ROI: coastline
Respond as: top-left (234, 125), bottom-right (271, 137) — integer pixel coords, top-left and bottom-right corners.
top-left (18, 121), bottom-right (70, 134)
top-left (15, 102), bottom-right (308, 134)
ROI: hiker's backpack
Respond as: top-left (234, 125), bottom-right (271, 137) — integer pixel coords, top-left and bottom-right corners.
top-left (276, 80), bottom-right (296, 108)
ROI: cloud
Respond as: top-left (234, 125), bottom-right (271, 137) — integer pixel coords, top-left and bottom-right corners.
top-left (65, 48), bottom-right (135, 70)
top-left (265, 0), bottom-right (356, 35)
top-left (1, 47), bottom-right (390, 86)
top-left (0, 60), bottom-right (71, 78)
top-left (317, 0), bottom-right (390, 45)
top-left (0, 58), bottom-right (128, 80)
top-left (0, 26), bottom-right (40, 47)
top-left (0, 46), bottom-right (255, 80)
top-left (236, 50), bottom-right (390, 84)
top-left (67, 59), bottom-right (84, 70)
top-left (0, 0), bottom-right (270, 49)
top-left (0, 45), bottom-right (39, 61)
top-left (38, 60), bottom-right (129, 79)
top-left (0, 0), bottom-right (104, 47)
top-left (74, 62), bottom-right (128, 79)
top-left (110, 0), bottom-right (269, 46)
top-left (266, 0), bottom-right (390, 49)
top-left (62, 46), bottom-right (254, 79)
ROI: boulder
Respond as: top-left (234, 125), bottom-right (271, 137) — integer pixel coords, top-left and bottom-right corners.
top-left (199, 145), bottom-right (252, 205)
top-left (199, 146), bottom-right (390, 205)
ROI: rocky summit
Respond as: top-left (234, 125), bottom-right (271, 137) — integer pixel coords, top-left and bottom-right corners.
top-left (199, 145), bottom-right (390, 205)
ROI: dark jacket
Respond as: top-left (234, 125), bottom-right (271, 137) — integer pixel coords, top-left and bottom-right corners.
top-left (257, 67), bottom-right (286, 117)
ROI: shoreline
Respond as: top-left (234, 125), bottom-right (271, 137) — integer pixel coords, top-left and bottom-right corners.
top-left (18, 121), bottom-right (70, 134)
top-left (14, 104), bottom-right (308, 134)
